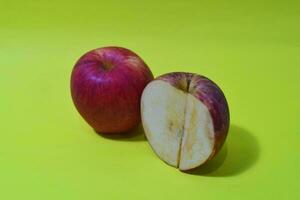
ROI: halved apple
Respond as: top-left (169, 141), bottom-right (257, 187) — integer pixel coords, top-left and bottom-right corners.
top-left (141, 72), bottom-right (230, 171)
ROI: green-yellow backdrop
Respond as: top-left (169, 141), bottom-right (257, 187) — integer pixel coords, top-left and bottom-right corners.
top-left (1, 0), bottom-right (299, 199)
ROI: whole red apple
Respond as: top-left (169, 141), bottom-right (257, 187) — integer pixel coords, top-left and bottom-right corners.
top-left (71, 47), bottom-right (154, 134)
top-left (141, 72), bottom-right (229, 170)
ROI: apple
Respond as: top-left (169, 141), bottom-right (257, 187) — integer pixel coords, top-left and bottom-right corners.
top-left (141, 72), bottom-right (229, 170)
top-left (71, 46), bottom-right (154, 134)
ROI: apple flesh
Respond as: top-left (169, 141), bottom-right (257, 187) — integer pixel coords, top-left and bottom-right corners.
top-left (141, 72), bottom-right (229, 170)
top-left (71, 46), bottom-right (154, 134)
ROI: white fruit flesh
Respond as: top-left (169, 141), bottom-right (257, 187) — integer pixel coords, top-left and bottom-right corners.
top-left (141, 80), bottom-right (214, 170)
top-left (141, 80), bottom-right (186, 167)
top-left (179, 94), bottom-right (214, 170)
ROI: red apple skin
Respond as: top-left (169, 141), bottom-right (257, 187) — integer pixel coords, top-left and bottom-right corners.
top-left (71, 47), bottom-right (154, 134)
top-left (157, 72), bottom-right (230, 161)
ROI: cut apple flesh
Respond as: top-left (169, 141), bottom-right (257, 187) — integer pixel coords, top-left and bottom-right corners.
top-left (141, 80), bottom-right (186, 167)
top-left (141, 80), bottom-right (214, 170)
top-left (179, 93), bottom-right (214, 170)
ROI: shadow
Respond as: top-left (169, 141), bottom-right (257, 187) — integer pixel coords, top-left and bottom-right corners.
top-left (186, 125), bottom-right (260, 177)
top-left (95, 124), bottom-right (146, 142)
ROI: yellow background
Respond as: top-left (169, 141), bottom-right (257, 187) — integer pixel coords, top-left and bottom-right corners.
top-left (1, 0), bottom-right (299, 199)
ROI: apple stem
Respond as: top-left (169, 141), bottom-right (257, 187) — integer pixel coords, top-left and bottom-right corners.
top-left (186, 79), bottom-right (191, 92)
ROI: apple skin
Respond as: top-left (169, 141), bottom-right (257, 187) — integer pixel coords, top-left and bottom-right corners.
top-left (157, 72), bottom-right (230, 163)
top-left (71, 47), bottom-right (154, 134)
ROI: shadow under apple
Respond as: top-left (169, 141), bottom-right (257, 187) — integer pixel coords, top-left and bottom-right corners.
top-left (95, 124), bottom-right (146, 142)
top-left (185, 125), bottom-right (260, 177)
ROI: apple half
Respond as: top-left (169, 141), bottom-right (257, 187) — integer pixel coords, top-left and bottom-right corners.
top-left (141, 72), bottom-right (230, 171)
